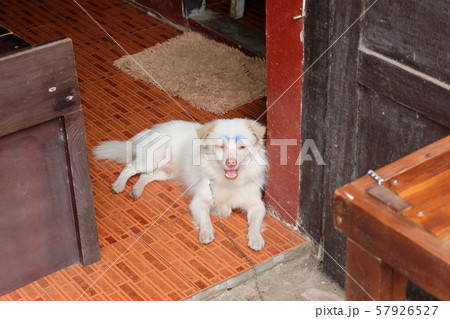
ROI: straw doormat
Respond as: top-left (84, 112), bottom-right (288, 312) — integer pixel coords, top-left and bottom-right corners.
top-left (114, 32), bottom-right (266, 115)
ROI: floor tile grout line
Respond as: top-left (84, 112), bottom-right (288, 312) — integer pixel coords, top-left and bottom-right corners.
top-left (92, 180), bottom-right (192, 239)
top-left (75, 211), bottom-right (201, 299)
top-left (78, 73), bottom-right (123, 87)
top-left (13, 1), bottom-right (164, 40)
top-left (97, 232), bottom-right (144, 253)
top-left (216, 217), bottom-right (265, 300)
top-left (91, 176), bottom-right (116, 186)
top-left (264, 217), bottom-right (306, 247)
top-left (94, 191), bottom-right (301, 296)
top-left (72, 0), bottom-right (199, 124)
top-left (128, 226), bottom-right (203, 299)
top-left (211, 217), bottom-right (269, 266)
top-left (136, 212), bottom-right (266, 296)
top-left (140, 240), bottom-right (202, 294)
top-left (212, 214), bottom-right (302, 264)
top-left (265, 224), bottom-right (302, 248)
top-left (75, 178), bottom-right (200, 300)
top-left (72, 23), bottom-right (176, 58)
top-left (32, 282), bottom-right (53, 301)
top-left (98, 240), bottom-right (177, 301)
top-left (81, 95), bottom-right (180, 133)
top-left (80, 76), bottom-right (195, 137)
top-left (95, 195), bottom-right (188, 234)
top-left (94, 200), bottom-right (137, 241)
top-left (133, 211), bottom-right (191, 234)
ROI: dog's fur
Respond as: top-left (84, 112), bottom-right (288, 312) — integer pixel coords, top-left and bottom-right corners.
top-left (93, 118), bottom-right (268, 250)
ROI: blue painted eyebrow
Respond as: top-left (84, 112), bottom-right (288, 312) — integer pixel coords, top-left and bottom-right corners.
top-left (235, 135), bottom-right (246, 142)
top-left (219, 135), bottom-right (246, 142)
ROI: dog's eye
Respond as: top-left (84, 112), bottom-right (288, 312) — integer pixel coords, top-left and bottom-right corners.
top-left (238, 145), bottom-right (246, 150)
top-left (217, 144), bottom-right (225, 149)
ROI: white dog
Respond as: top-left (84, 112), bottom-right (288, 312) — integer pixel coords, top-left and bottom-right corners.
top-left (93, 118), bottom-right (268, 250)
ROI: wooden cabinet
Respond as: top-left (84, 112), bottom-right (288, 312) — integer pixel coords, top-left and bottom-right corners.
top-left (0, 28), bottom-right (100, 295)
top-left (334, 136), bottom-right (450, 300)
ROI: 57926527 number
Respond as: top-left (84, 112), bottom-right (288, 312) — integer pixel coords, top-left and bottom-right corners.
top-left (376, 305), bottom-right (438, 316)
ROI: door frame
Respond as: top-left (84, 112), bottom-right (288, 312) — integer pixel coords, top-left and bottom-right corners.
top-left (264, 0), bottom-right (304, 226)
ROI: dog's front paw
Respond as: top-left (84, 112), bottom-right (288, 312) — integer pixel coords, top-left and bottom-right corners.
top-left (247, 232), bottom-right (265, 251)
top-left (111, 181), bottom-right (125, 194)
top-left (199, 228), bottom-right (215, 245)
top-left (129, 187), bottom-right (143, 200)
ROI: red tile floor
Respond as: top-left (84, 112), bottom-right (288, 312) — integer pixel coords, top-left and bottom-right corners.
top-left (0, 0), bottom-right (306, 300)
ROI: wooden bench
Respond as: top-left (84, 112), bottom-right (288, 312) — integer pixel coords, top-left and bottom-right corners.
top-left (334, 135), bottom-right (450, 300)
top-left (0, 27), bottom-right (100, 295)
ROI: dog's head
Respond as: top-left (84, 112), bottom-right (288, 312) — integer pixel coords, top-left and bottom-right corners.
top-left (197, 119), bottom-right (267, 181)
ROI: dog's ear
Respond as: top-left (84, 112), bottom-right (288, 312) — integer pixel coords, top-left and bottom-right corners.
top-left (247, 120), bottom-right (266, 140)
top-left (197, 122), bottom-right (217, 139)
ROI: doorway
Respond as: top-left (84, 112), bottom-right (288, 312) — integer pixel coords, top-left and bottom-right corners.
top-left (187, 0), bottom-right (266, 57)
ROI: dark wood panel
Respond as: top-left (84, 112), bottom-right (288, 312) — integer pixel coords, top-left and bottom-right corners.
top-left (299, 0), bottom-right (331, 243)
top-left (361, 0), bottom-right (450, 84)
top-left (316, 1), bottom-right (450, 299)
top-left (0, 119), bottom-right (79, 295)
top-left (0, 38), bottom-right (80, 138)
top-left (358, 47), bottom-right (450, 128)
top-left (356, 86), bottom-right (450, 175)
top-left (322, 0), bottom-right (363, 286)
top-left (64, 111), bottom-right (100, 265)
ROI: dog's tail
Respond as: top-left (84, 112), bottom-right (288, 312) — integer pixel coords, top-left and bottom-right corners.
top-left (92, 141), bottom-right (130, 164)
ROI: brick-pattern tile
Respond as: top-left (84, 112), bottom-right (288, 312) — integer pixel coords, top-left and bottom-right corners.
top-left (0, 283), bottom-right (50, 301)
top-left (0, 0), bottom-right (307, 300)
top-left (93, 179), bottom-right (190, 235)
top-left (34, 237), bottom-right (198, 301)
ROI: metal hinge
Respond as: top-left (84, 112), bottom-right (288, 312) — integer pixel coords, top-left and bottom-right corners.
top-left (366, 170), bottom-right (413, 213)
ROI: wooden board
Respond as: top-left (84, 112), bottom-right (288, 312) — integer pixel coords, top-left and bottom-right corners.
top-left (345, 239), bottom-right (407, 301)
top-left (0, 119), bottom-right (79, 295)
top-left (358, 47), bottom-right (450, 128)
top-left (65, 111), bottom-right (100, 265)
top-left (299, 0), bottom-right (331, 244)
top-left (0, 38), bottom-right (80, 138)
top-left (335, 135), bottom-right (450, 300)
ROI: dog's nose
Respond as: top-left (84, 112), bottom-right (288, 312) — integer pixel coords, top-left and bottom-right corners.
top-left (226, 158), bottom-right (237, 168)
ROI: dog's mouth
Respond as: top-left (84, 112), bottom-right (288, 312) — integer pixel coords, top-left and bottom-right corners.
top-left (224, 169), bottom-right (238, 180)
